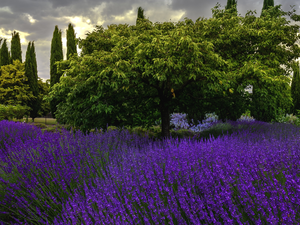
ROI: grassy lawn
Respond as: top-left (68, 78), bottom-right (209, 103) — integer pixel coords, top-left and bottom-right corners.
top-left (1, 117), bottom-right (300, 224)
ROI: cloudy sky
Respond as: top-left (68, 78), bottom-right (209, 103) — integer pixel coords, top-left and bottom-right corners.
top-left (1, 0), bottom-right (300, 89)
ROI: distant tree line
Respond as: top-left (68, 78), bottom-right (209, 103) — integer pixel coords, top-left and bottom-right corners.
top-left (0, 23), bottom-right (78, 122)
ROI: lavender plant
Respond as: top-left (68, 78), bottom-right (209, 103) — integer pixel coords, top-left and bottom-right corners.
top-left (1, 119), bottom-right (300, 224)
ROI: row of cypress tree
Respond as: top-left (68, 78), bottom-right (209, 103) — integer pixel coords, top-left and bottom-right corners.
top-left (0, 32), bottom-right (41, 121)
top-left (50, 23), bottom-right (77, 121)
top-left (0, 23), bottom-right (78, 122)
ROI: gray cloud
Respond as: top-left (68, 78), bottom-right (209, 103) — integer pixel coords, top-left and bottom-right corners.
top-left (0, 0), bottom-right (299, 84)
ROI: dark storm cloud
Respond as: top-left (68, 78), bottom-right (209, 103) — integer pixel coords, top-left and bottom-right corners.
top-left (0, 0), bottom-right (299, 83)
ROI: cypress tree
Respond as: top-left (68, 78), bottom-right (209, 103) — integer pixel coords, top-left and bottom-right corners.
top-left (136, 7), bottom-right (146, 27)
top-left (0, 39), bottom-right (10, 67)
top-left (66, 23), bottom-right (77, 61)
top-left (10, 31), bottom-right (22, 64)
top-left (60, 23), bottom-right (78, 77)
top-left (225, 0), bottom-right (238, 12)
top-left (50, 25), bottom-right (64, 120)
top-left (24, 41), bottom-right (40, 122)
top-left (261, 0), bottom-right (274, 16)
top-left (0, 38), bottom-right (2, 67)
top-left (291, 60), bottom-right (300, 116)
top-left (8, 51), bottom-right (13, 65)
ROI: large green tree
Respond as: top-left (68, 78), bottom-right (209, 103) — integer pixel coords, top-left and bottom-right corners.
top-left (10, 31), bottom-right (22, 64)
top-left (0, 59), bottom-right (35, 109)
top-left (181, 3), bottom-right (300, 125)
top-left (291, 60), bottom-right (300, 116)
top-left (0, 39), bottom-right (10, 68)
top-left (50, 26), bottom-right (64, 119)
top-left (24, 41), bottom-right (40, 121)
top-left (45, 3), bottom-right (300, 139)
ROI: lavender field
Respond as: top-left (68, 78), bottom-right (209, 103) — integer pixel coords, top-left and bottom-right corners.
top-left (0, 118), bottom-right (300, 224)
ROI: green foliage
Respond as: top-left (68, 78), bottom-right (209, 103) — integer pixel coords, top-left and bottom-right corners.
top-left (66, 23), bottom-right (78, 61)
top-left (0, 39), bottom-right (10, 67)
top-left (44, 3), bottom-right (300, 139)
top-left (136, 6), bottom-right (147, 27)
top-left (290, 60), bottom-right (300, 115)
top-left (0, 60), bottom-right (35, 108)
top-left (10, 31), bottom-right (22, 64)
top-left (50, 26), bottom-right (64, 119)
top-left (36, 78), bottom-right (51, 117)
top-left (24, 41), bottom-right (40, 121)
top-left (176, 4), bottom-right (299, 124)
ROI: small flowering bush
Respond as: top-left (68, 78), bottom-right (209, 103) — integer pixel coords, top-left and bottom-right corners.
top-left (170, 111), bottom-right (256, 133)
top-left (170, 112), bottom-right (219, 133)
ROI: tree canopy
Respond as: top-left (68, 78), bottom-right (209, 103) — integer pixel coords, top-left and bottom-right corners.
top-left (172, 3), bottom-right (300, 126)
top-left (0, 60), bottom-right (35, 107)
top-left (45, 3), bottom-right (300, 140)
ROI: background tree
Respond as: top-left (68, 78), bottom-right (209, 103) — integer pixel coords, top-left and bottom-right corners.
top-left (246, 0), bottom-right (276, 118)
top-left (50, 26), bottom-right (64, 120)
top-left (0, 60), bottom-right (35, 109)
top-left (291, 60), bottom-right (300, 116)
top-left (0, 39), bottom-right (10, 68)
top-left (36, 78), bottom-right (51, 117)
top-left (56, 23), bottom-right (79, 78)
top-left (178, 0), bottom-right (239, 126)
top-left (136, 6), bottom-right (146, 27)
top-left (45, 4), bottom-right (300, 139)
top-left (225, 0), bottom-right (238, 13)
top-left (180, 3), bottom-right (300, 125)
top-left (66, 23), bottom-right (78, 61)
top-left (10, 31), bottom-right (22, 64)
top-left (24, 41), bottom-right (40, 122)
top-left (8, 51), bottom-right (13, 65)
top-left (261, 0), bottom-right (274, 17)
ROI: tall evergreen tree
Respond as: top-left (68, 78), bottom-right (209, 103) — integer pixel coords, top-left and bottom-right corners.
top-left (136, 6), bottom-right (146, 27)
top-left (24, 41), bottom-right (40, 122)
top-left (291, 60), bottom-right (300, 116)
top-left (225, 0), bottom-right (238, 13)
top-left (8, 51), bottom-right (13, 65)
top-left (58, 23), bottom-right (78, 77)
top-left (50, 25), bottom-right (64, 120)
top-left (10, 31), bottom-right (22, 64)
top-left (261, 0), bottom-right (275, 16)
top-left (66, 23), bottom-right (77, 61)
top-left (0, 39), bottom-right (10, 68)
